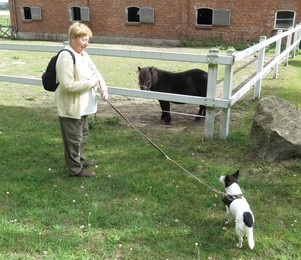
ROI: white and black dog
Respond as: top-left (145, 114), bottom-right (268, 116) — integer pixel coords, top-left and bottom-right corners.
top-left (219, 170), bottom-right (255, 250)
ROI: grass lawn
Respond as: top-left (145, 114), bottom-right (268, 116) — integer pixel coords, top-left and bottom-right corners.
top-left (0, 40), bottom-right (301, 259)
top-left (0, 10), bottom-right (10, 26)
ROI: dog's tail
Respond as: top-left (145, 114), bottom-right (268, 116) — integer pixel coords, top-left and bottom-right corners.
top-left (243, 212), bottom-right (255, 250)
top-left (246, 227), bottom-right (254, 249)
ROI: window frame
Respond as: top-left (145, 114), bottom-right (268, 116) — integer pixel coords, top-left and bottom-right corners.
top-left (274, 10), bottom-right (295, 30)
top-left (126, 6), bottom-right (155, 24)
top-left (21, 6), bottom-right (42, 21)
top-left (69, 6), bottom-right (90, 22)
top-left (195, 7), bottom-right (231, 27)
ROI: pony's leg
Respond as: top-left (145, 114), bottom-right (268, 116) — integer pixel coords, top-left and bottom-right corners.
top-left (159, 100), bottom-right (171, 124)
top-left (195, 105), bottom-right (206, 121)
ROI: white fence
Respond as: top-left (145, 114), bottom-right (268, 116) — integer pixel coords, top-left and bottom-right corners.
top-left (0, 24), bottom-right (301, 139)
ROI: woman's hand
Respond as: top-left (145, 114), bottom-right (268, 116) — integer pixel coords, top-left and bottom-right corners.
top-left (101, 90), bottom-right (108, 100)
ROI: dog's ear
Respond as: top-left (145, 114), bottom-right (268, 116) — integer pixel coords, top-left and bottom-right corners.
top-left (224, 175), bottom-right (233, 187)
top-left (233, 170), bottom-right (240, 180)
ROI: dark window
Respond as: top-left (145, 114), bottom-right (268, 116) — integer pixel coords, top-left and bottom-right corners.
top-left (196, 8), bottom-right (231, 26)
top-left (275, 11), bottom-right (295, 30)
top-left (71, 7), bottom-right (81, 21)
top-left (22, 6), bottom-right (42, 21)
top-left (69, 7), bottom-right (90, 22)
top-left (23, 7), bottom-right (32, 20)
top-left (197, 8), bottom-right (213, 25)
top-left (127, 7), bottom-right (140, 22)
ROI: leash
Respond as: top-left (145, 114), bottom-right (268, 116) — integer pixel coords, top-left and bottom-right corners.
top-left (106, 99), bottom-right (224, 195)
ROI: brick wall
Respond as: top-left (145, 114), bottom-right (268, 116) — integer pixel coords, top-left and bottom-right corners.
top-left (9, 0), bottom-right (301, 44)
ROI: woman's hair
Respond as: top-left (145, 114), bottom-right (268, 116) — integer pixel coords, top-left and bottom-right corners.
top-left (68, 22), bottom-right (92, 40)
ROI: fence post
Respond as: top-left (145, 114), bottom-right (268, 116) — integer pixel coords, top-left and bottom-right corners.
top-left (273, 30), bottom-right (282, 79)
top-left (220, 49), bottom-right (234, 140)
top-left (204, 49), bottom-right (219, 139)
top-left (293, 24), bottom-right (301, 57)
top-left (292, 28), bottom-right (299, 58)
top-left (297, 24), bottom-right (301, 51)
top-left (285, 27), bottom-right (293, 66)
top-left (254, 36), bottom-right (266, 100)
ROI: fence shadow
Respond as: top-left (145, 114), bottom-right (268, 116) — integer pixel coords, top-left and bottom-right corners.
top-left (288, 59), bottom-right (301, 68)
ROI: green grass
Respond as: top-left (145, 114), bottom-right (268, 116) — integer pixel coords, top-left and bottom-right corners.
top-left (0, 11), bottom-right (10, 26)
top-left (0, 41), bottom-right (301, 259)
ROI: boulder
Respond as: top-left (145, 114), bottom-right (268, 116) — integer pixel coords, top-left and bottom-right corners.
top-left (251, 96), bottom-right (301, 161)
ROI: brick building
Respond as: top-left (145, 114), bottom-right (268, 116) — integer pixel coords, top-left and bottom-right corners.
top-left (9, 0), bottom-right (301, 45)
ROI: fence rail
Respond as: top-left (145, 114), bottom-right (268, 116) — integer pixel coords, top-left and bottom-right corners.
top-left (0, 24), bottom-right (300, 139)
top-left (0, 42), bottom-right (234, 64)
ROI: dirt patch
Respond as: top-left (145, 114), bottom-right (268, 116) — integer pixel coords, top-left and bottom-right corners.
top-left (97, 95), bottom-right (209, 133)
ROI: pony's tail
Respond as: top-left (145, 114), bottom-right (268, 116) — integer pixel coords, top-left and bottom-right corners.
top-left (246, 227), bottom-right (255, 250)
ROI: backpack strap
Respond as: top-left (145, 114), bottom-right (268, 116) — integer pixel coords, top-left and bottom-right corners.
top-left (58, 49), bottom-right (76, 65)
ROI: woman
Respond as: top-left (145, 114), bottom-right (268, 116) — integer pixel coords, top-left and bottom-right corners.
top-left (55, 22), bottom-right (108, 177)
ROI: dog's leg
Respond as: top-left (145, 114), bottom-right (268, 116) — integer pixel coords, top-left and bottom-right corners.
top-left (236, 237), bottom-right (243, 248)
top-left (235, 224), bottom-right (243, 248)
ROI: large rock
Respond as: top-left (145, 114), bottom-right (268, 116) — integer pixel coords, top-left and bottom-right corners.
top-left (251, 96), bottom-right (301, 161)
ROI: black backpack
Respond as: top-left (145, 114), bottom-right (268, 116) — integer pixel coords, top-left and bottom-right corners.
top-left (42, 49), bottom-right (76, 92)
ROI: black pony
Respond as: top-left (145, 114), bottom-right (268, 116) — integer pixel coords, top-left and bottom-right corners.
top-left (138, 66), bottom-right (208, 124)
